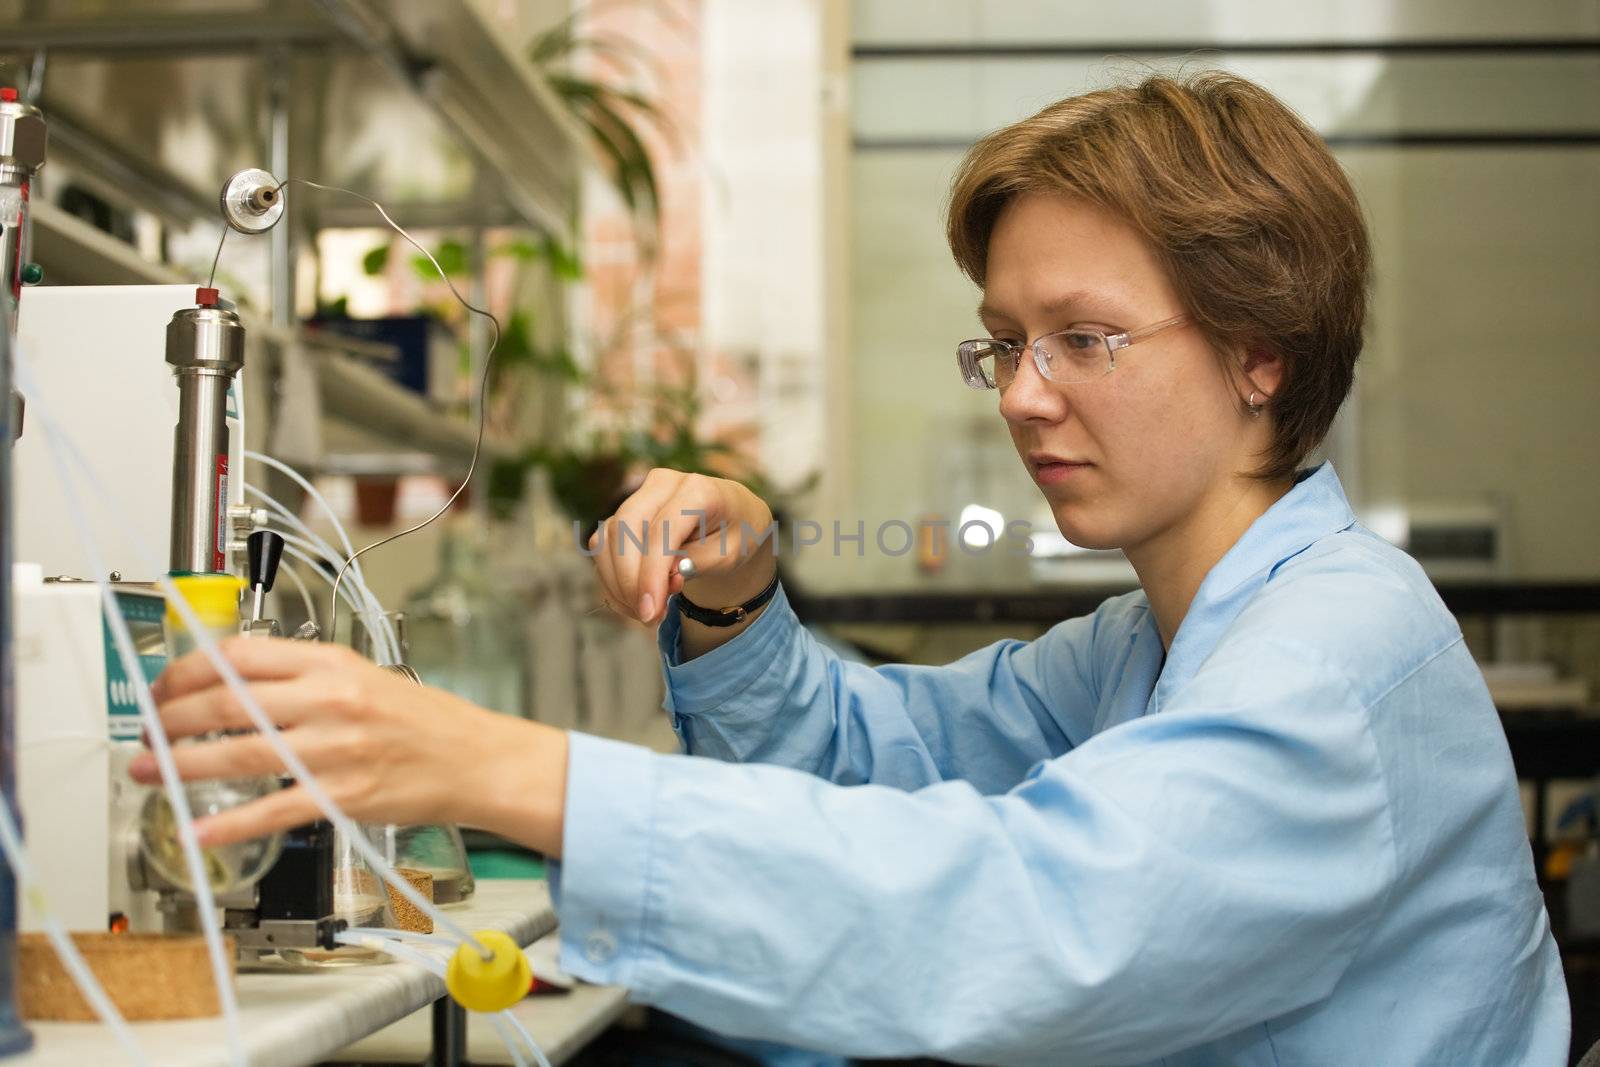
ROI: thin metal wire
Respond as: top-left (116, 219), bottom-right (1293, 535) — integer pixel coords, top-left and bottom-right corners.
top-left (262, 178), bottom-right (502, 640)
top-left (206, 225), bottom-right (229, 290)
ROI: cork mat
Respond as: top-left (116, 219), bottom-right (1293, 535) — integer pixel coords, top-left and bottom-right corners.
top-left (19, 932), bottom-right (235, 1021)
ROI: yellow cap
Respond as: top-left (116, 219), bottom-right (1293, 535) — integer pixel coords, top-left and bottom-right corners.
top-left (445, 930), bottom-right (531, 1014)
top-left (165, 574), bottom-right (245, 632)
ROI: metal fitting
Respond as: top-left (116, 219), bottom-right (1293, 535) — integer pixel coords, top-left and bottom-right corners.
top-left (0, 93), bottom-right (46, 182)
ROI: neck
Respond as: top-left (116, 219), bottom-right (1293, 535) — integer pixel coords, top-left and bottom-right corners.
top-left (1127, 473), bottom-right (1295, 651)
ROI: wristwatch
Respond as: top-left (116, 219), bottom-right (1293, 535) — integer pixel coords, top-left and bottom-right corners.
top-left (675, 571), bottom-right (780, 627)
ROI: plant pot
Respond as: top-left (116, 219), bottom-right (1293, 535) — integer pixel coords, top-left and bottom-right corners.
top-left (354, 477), bottom-right (401, 526)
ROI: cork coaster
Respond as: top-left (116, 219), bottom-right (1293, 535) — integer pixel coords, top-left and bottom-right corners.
top-left (385, 867), bottom-right (435, 934)
top-left (19, 932), bottom-right (235, 1021)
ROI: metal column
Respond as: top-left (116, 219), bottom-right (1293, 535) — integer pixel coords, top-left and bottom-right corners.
top-left (430, 995), bottom-right (466, 1066)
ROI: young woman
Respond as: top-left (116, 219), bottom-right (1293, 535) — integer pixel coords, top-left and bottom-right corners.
top-left (141, 73), bottom-right (1568, 1064)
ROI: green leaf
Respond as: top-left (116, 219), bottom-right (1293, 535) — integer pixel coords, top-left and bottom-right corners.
top-left (411, 238), bottom-right (469, 280)
top-left (361, 244), bottom-right (391, 275)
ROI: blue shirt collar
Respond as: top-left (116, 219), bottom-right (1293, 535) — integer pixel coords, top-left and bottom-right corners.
top-left (1149, 462), bottom-right (1359, 709)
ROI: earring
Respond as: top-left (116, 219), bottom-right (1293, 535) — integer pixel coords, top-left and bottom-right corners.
top-left (1248, 391), bottom-right (1263, 417)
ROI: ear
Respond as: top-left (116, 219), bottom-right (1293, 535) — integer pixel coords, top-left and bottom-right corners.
top-left (1239, 344), bottom-right (1285, 399)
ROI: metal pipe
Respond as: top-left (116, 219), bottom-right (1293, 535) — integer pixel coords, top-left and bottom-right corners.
top-left (166, 299), bottom-right (246, 574)
top-left (0, 83), bottom-right (39, 1058)
top-left (266, 56), bottom-right (293, 331)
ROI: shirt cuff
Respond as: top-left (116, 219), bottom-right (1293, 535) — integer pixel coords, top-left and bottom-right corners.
top-left (656, 581), bottom-right (799, 717)
top-left (551, 731), bottom-right (661, 988)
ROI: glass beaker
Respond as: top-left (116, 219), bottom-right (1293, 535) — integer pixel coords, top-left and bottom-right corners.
top-left (374, 823), bottom-right (475, 905)
top-left (250, 823), bottom-right (400, 969)
top-left (138, 574), bottom-right (285, 895)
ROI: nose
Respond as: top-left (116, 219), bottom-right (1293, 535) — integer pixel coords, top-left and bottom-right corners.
top-left (998, 346), bottom-right (1068, 426)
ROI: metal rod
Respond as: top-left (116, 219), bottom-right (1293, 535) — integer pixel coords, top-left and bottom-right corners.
top-left (852, 38), bottom-right (1600, 59)
top-left (0, 16), bottom-right (342, 54)
top-left (266, 55), bottom-right (294, 331)
top-left (430, 996), bottom-right (466, 1067)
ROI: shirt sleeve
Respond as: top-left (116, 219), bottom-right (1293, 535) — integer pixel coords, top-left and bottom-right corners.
top-left (553, 630), bottom-right (1397, 1066)
top-left (656, 583), bottom-right (1104, 794)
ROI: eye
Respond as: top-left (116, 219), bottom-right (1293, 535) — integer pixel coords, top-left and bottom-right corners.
top-left (1060, 329), bottom-right (1104, 352)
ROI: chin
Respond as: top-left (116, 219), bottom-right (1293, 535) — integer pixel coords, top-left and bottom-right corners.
top-left (1049, 506), bottom-right (1123, 552)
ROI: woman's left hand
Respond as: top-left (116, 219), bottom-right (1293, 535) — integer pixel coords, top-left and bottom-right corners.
top-left (126, 637), bottom-right (568, 856)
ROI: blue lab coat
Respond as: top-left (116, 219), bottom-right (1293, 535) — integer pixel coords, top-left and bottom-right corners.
top-left (551, 463), bottom-right (1569, 1065)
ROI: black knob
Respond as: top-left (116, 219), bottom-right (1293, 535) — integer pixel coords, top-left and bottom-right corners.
top-left (247, 529), bottom-right (286, 593)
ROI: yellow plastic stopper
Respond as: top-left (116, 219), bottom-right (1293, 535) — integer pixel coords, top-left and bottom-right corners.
top-left (445, 930), bottom-right (531, 1013)
top-left (166, 573), bottom-right (246, 632)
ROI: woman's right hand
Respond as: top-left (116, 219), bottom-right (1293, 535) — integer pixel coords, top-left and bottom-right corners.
top-left (589, 468), bottom-right (777, 631)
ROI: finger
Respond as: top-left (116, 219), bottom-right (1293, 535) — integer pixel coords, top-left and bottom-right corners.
top-left (605, 470), bottom-right (690, 610)
top-left (154, 636), bottom-right (348, 702)
top-left (155, 678), bottom-right (329, 740)
top-left (634, 478), bottom-right (726, 623)
top-left (193, 785), bottom-right (322, 849)
top-left (129, 731), bottom-right (286, 785)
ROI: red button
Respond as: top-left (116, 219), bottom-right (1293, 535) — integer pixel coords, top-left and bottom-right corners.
top-left (195, 287), bottom-right (220, 306)
top-left (0, 88), bottom-right (17, 103)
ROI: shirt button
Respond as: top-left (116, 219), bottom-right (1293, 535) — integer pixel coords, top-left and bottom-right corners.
top-left (584, 931), bottom-right (617, 964)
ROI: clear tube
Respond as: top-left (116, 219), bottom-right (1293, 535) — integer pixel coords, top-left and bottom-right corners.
top-left (16, 356), bottom-right (249, 1067)
top-left (243, 478), bottom-right (400, 663)
top-left (331, 932), bottom-right (550, 1067)
top-left (490, 1013), bottom-right (532, 1067)
top-left (274, 559), bottom-right (319, 630)
top-left (243, 450), bottom-right (399, 656)
top-left (139, 576), bottom-right (285, 894)
top-left (244, 480), bottom-right (396, 661)
top-left (279, 543), bottom-right (369, 625)
top-left (342, 927), bottom-right (460, 949)
top-left (0, 804), bottom-right (150, 1066)
top-left (263, 527), bottom-right (394, 664)
top-left (22, 351), bottom-right (492, 958)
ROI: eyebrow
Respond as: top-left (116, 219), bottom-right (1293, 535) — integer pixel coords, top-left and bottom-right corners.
top-left (976, 290), bottom-right (1119, 326)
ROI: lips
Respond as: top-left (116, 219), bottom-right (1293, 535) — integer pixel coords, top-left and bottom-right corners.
top-left (1027, 451), bottom-right (1092, 470)
top-left (1027, 452), bottom-right (1092, 486)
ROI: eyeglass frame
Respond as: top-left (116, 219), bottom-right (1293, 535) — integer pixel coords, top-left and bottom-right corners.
top-left (957, 314), bottom-right (1190, 390)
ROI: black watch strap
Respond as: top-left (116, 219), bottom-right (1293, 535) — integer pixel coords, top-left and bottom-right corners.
top-left (675, 571), bottom-right (780, 627)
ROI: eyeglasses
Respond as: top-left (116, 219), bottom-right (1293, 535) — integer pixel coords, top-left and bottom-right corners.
top-left (957, 315), bottom-right (1189, 390)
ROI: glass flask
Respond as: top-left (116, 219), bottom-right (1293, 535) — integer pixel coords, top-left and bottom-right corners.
top-left (138, 575), bottom-right (284, 894)
top-left (374, 823), bottom-right (475, 905)
top-left (250, 823), bottom-right (400, 969)
top-left (403, 527), bottom-right (527, 717)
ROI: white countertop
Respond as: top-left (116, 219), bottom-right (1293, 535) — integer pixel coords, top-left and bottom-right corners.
top-left (330, 957), bottom-right (630, 1066)
top-left (14, 879), bottom-right (556, 1067)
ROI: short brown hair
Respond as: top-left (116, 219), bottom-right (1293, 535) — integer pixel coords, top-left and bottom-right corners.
top-left (947, 72), bottom-right (1369, 482)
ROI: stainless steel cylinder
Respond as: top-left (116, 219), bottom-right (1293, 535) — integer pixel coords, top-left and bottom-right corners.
top-left (1, 91), bottom-right (45, 338)
top-left (166, 301), bottom-right (246, 574)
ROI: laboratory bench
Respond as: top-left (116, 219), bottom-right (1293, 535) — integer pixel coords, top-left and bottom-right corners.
top-left (9, 879), bottom-right (567, 1067)
top-left (788, 579), bottom-right (1600, 626)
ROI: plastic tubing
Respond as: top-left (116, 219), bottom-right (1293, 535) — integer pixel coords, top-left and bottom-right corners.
top-left (20, 349), bottom-right (490, 960)
top-left (0, 805), bottom-right (150, 1066)
top-left (333, 932), bottom-right (547, 1067)
top-left (342, 927), bottom-right (460, 949)
top-left (265, 528), bottom-right (394, 664)
top-left (278, 543), bottom-right (373, 636)
top-left (274, 558), bottom-right (320, 630)
top-left (243, 484), bottom-right (398, 663)
top-left (242, 450), bottom-right (397, 653)
top-left (243, 482), bottom-right (399, 663)
top-left (16, 356), bottom-right (249, 1067)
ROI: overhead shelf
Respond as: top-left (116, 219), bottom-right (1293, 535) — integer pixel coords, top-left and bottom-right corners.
top-left (316, 349), bottom-right (510, 473)
top-left (29, 202), bottom-right (504, 474)
top-left (1, 0), bottom-right (587, 235)
top-left (28, 200), bottom-right (185, 287)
